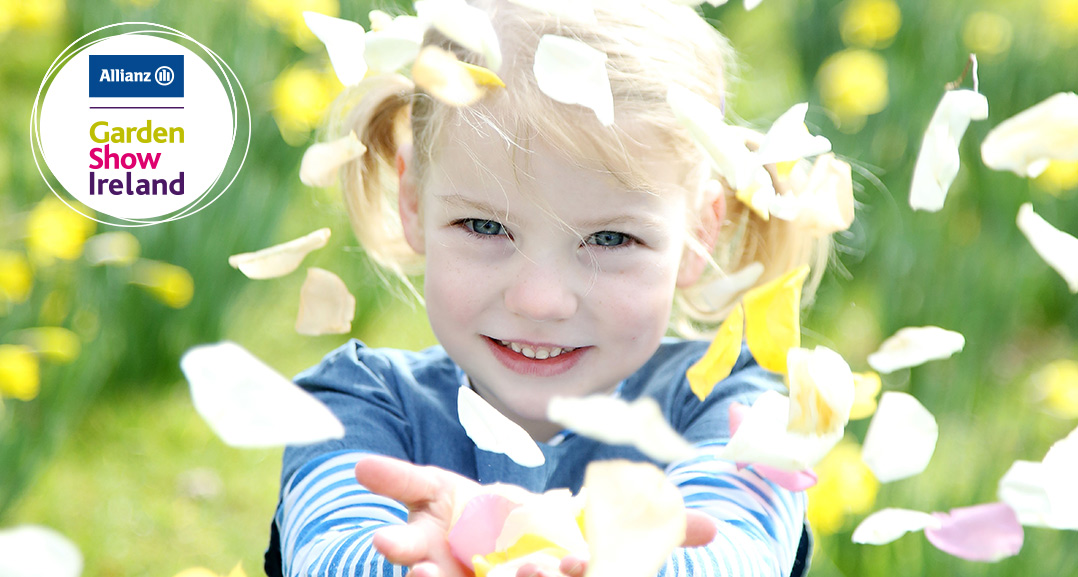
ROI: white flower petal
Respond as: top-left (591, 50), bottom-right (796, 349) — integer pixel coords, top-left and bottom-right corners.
top-left (909, 89), bottom-right (989, 212)
top-left (1041, 426), bottom-right (1078, 529)
top-left (667, 84), bottom-right (758, 191)
top-left (777, 153), bottom-right (855, 237)
top-left (495, 492), bottom-right (588, 554)
top-left (299, 132), bottom-right (367, 187)
top-left (0, 525), bottom-right (82, 577)
top-left (981, 92), bottom-right (1078, 178)
top-left (861, 392), bottom-right (939, 483)
top-left (415, 0), bottom-right (502, 71)
top-left (228, 228), bottom-right (331, 280)
top-left (180, 341), bottom-right (345, 448)
top-left (695, 261), bottom-right (765, 313)
top-left (584, 461), bottom-right (686, 577)
top-left (998, 460), bottom-right (1060, 528)
top-left (547, 395), bottom-right (695, 463)
top-left (412, 45), bottom-right (485, 107)
top-left (756, 103), bottom-right (832, 166)
top-left (84, 231), bottom-right (140, 266)
top-left (867, 326), bottom-right (965, 374)
top-left (295, 267), bottom-right (356, 335)
top-left (852, 508), bottom-right (941, 545)
top-left (533, 34), bottom-right (614, 127)
top-left (364, 32), bottom-right (421, 74)
top-left (720, 390), bottom-right (844, 471)
top-left (1016, 203), bottom-right (1078, 293)
top-left (507, 0), bottom-right (595, 21)
top-left (786, 346), bottom-right (856, 436)
top-left (457, 386), bottom-right (545, 467)
top-left (745, 0), bottom-right (764, 9)
top-left (735, 166), bottom-right (778, 220)
top-left (303, 11), bottom-right (367, 86)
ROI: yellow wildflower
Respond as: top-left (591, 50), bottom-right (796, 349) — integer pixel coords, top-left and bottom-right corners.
top-left (840, 0), bottom-right (901, 49)
top-left (807, 439), bottom-right (879, 535)
top-left (963, 12), bottom-right (1013, 58)
top-left (0, 345), bottom-right (40, 401)
top-left (849, 371), bottom-right (882, 420)
top-left (15, 327), bottom-right (81, 364)
top-left (1043, 0), bottom-right (1078, 36)
top-left (11, 0), bottom-right (64, 30)
top-left (248, 0), bottom-right (340, 49)
top-left (271, 62), bottom-right (343, 145)
top-left (26, 198), bottom-right (96, 264)
top-left (131, 260), bottom-right (195, 309)
top-left (1034, 160), bottom-right (1078, 196)
top-left (0, 250), bottom-right (33, 304)
top-left (1032, 359), bottom-right (1078, 419)
top-left (817, 49), bottom-right (889, 132)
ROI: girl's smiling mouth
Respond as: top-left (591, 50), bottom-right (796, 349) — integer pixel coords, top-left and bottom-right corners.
top-left (484, 336), bottom-right (588, 376)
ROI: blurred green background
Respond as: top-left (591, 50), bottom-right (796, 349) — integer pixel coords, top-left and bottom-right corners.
top-left (1, 0), bottom-right (1076, 575)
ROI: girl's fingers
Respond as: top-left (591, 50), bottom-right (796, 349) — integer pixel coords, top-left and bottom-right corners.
top-left (684, 509), bottom-right (718, 547)
top-left (372, 524), bottom-right (429, 566)
top-left (356, 455), bottom-right (443, 506)
top-left (409, 561), bottom-right (444, 577)
top-left (558, 555), bottom-right (587, 577)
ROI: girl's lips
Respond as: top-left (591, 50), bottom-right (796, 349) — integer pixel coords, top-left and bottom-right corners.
top-left (484, 337), bottom-right (587, 377)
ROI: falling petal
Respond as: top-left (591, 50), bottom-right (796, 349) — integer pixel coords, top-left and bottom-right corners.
top-left (485, 550), bottom-right (564, 577)
top-left (131, 260), bottom-right (194, 308)
top-left (547, 395), bottom-right (695, 463)
top-left (303, 11), bottom-right (367, 86)
top-left (867, 326), bottom-right (965, 374)
top-left (295, 267), bottom-right (356, 335)
top-left (924, 503), bottom-right (1024, 562)
top-left (413, 45), bottom-right (486, 107)
top-left (756, 103), bottom-right (832, 166)
top-left (496, 493), bottom-right (588, 555)
top-left (583, 460), bottom-right (686, 577)
top-left (364, 14), bottom-right (424, 73)
top-left (180, 341), bottom-right (345, 448)
top-left (415, 0), bottom-right (502, 71)
top-left (368, 10), bottom-right (394, 31)
top-left (667, 84), bottom-right (757, 191)
top-left (721, 390), bottom-right (844, 471)
top-left (695, 262), bottom-right (764, 313)
top-left (459, 62), bottom-right (505, 87)
top-left (1041, 426), bottom-right (1078, 529)
top-left (84, 231), bottom-right (140, 266)
top-left (782, 154), bottom-right (855, 237)
top-left (687, 303), bottom-right (744, 401)
top-left (735, 166), bottom-right (778, 220)
top-left (448, 493), bottom-right (522, 566)
top-left (745, 0), bottom-right (764, 9)
top-left (786, 346), bottom-right (856, 436)
top-left (533, 34), bottom-right (614, 127)
top-left (998, 460), bottom-right (1060, 528)
top-left (458, 386), bottom-right (545, 467)
top-left (228, 228), bottom-right (331, 280)
top-left (0, 525), bottom-right (83, 577)
top-left (852, 508), bottom-right (940, 545)
top-left (749, 464), bottom-right (819, 491)
top-left (0, 345), bottom-right (41, 401)
top-left (1016, 203), bottom-right (1078, 292)
top-left (300, 132), bottom-right (367, 187)
top-left (809, 439), bottom-right (879, 534)
top-left (981, 92), bottom-right (1078, 178)
top-left (861, 392), bottom-right (938, 483)
top-left (909, 89), bottom-right (989, 211)
top-left (13, 327), bottom-right (80, 364)
top-left (849, 371), bottom-right (882, 420)
top-left (506, 0), bottom-right (595, 21)
top-left (743, 265), bottom-right (809, 374)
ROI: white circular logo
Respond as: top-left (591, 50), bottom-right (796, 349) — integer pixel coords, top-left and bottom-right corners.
top-left (31, 23), bottom-right (250, 226)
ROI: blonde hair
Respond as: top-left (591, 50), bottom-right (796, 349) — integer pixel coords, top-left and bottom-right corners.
top-left (329, 0), bottom-right (828, 336)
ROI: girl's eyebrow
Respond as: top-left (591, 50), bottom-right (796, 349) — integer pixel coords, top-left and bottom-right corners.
top-left (574, 213), bottom-right (665, 232)
top-left (434, 193), bottom-right (505, 215)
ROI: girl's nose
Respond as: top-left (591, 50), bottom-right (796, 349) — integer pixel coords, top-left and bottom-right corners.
top-left (503, 257), bottom-right (579, 322)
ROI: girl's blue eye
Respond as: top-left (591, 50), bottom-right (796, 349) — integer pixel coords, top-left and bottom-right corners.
top-left (587, 231), bottom-right (630, 247)
top-left (464, 219), bottom-right (505, 236)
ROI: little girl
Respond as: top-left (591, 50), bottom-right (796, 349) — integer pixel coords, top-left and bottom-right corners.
top-left (266, 1), bottom-right (829, 576)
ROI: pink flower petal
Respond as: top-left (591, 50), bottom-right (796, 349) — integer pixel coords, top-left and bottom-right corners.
top-left (924, 503), bottom-right (1024, 562)
top-left (752, 465), bottom-right (818, 491)
top-left (448, 493), bottom-right (521, 566)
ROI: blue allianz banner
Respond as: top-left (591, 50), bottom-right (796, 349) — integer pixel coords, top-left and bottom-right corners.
top-left (89, 55), bottom-right (184, 98)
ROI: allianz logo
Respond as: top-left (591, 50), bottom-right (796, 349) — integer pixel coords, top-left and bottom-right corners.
top-left (98, 66), bottom-right (175, 86)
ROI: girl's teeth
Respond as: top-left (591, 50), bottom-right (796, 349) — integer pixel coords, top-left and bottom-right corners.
top-left (496, 339), bottom-right (575, 359)
top-left (534, 349), bottom-right (549, 360)
top-left (509, 342), bottom-right (522, 353)
top-left (550, 347), bottom-right (562, 357)
top-left (521, 347), bottom-right (536, 358)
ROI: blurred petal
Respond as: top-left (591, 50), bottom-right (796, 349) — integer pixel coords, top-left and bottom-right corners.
top-left (745, 0), bottom-right (764, 9)
top-left (459, 61), bottom-right (505, 88)
top-left (583, 460), bottom-right (685, 577)
top-left (449, 493), bottom-right (522, 566)
top-left (486, 551), bottom-right (563, 577)
top-left (849, 371), bottom-right (882, 420)
top-left (783, 153), bottom-right (855, 237)
top-left (415, 0), bottom-right (502, 71)
top-left (303, 11), bottom-right (367, 86)
top-left (667, 84), bottom-right (757, 191)
top-left (299, 132), bottom-right (367, 187)
top-left (228, 228), bottom-right (331, 280)
top-left (533, 34), bottom-right (614, 127)
top-left (226, 563), bottom-right (247, 577)
top-left (1041, 426), bottom-right (1078, 529)
top-left (909, 89), bottom-right (989, 211)
top-left (867, 326), bottom-right (965, 373)
top-left (0, 345), bottom-right (40, 401)
top-left (686, 303), bottom-right (744, 401)
top-left (924, 503), bottom-right (1023, 562)
top-left (743, 265), bottom-right (809, 374)
top-left (496, 493), bottom-right (587, 554)
top-left (694, 261), bottom-right (764, 314)
top-left (506, 0), bottom-right (595, 21)
top-left (861, 392), bottom-right (938, 482)
top-left (295, 267), bottom-right (356, 335)
top-left (364, 14), bottom-right (423, 73)
top-left (547, 395), bottom-right (695, 463)
top-left (26, 198), bottom-right (96, 264)
top-left (786, 346), bottom-right (856, 436)
top-left (14, 327), bottom-right (80, 364)
top-left (458, 386), bottom-right (545, 467)
top-left (998, 460), bottom-right (1062, 528)
top-left (721, 390), bottom-right (844, 471)
top-left (808, 439), bottom-right (879, 534)
top-left (852, 508), bottom-right (940, 545)
top-left (735, 166), bottom-right (778, 220)
top-left (981, 92), bottom-right (1078, 178)
top-left (413, 45), bottom-right (485, 107)
top-left (131, 260), bottom-right (194, 308)
top-left (0, 250), bottom-right (33, 304)
top-left (1016, 202), bottom-right (1078, 292)
top-left (84, 232), bottom-right (140, 266)
top-left (750, 464), bottom-right (818, 491)
top-left (756, 103), bottom-right (832, 166)
top-left (180, 341), bottom-right (345, 448)
top-left (0, 525), bottom-right (82, 577)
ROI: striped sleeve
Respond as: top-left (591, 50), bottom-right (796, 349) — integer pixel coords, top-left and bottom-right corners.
top-left (661, 442), bottom-right (807, 577)
top-left (275, 451), bottom-right (409, 577)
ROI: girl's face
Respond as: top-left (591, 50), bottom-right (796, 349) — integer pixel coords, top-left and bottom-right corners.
top-left (400, 130), bottom-right (707, 439)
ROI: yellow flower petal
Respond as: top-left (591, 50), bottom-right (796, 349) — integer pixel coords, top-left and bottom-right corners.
top-left (686, 303), bottom-right (744, 401)
top-left (1034, 159), bottom-right (1078, 195)
top-left (14, 327), bottom-right (81, 364)
top-left (459, 61), bottom-right (505, 88)
top-left (0, 250), bottom-right (33, 304)
top-left (131, 260), bottom-right (194, 308)
top-left (807, 439), bottom-right (879, 535)
top-left (504, 534), bottom-right (569, 561)
top-left (786, 346), bottom-right (855, 436)
top-left (0, 345), bottom-right (40, 401)
top-left (743, 265), bottom-right (809, 374)
top-left (412, 45), bottom-right (485, 107)
top-left (26, 198), bottom-right (96, 264)
top-left (84, 232), bottom-right (140, 266)
top-left (850, 371), bottom-right (882, 420)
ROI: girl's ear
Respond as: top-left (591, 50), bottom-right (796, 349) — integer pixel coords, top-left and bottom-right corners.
top-left (397, 143), bottom-right (425, 254)
top-left (677, 178), bottom-right (726, 288)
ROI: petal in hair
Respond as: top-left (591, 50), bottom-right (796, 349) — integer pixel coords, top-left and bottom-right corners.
top-left (533, 34), bottom-right (615, 127)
